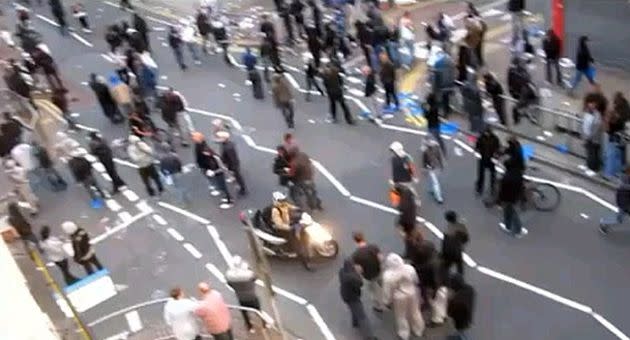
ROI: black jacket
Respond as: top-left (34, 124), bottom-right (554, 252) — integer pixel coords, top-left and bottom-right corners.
top-left (289, 151), bottom-right (314, 182)
top-left (380, 61), bottom-right (396, 85)
top-left (160, 93), bottom-right (185, 123)
top-left (322, 67), bottom-right (344, 98)
top-left (542, 33), bottom-right (561, 60)
top-left (364, 72), bottom-right (376, 97)
top-left (424, 95), bottom-right (440, 129)
top-left (71, 228), bottom-right (94, 262)
top-left (507, 64), bottom-right (529, 99)
top-left (273, 154), bottom-right (290, 186)
top-left (617, 175), bottom-right (630, 212)
top-left (195, 142), bottom-right (222, 172)
top-left (168, 31), bottom-right (182, 49)
top-left (68, 156), bottom-right (93, 182)
top-left (575, 41), bottom-right (594, 71)
top-left (90, 81), bottom-right (116, 108)
top-left (507, 0), bottom-right (525, 12)
top-left (391, 154), bottom-right (414, 183)
top-left (133, 14), bottom-right (149, 35)
top-left (475, 132), bottom-right (500, 161)
top-left (196, 12), bottom-right (211, 36)
top-left (396, 185), bottom-right (417, 233)
top-left (448, 276), bottom-right (476, 331)
top-left (9, 211), bottom-right (33, 238)
top-left (339, 259), bottom-right (363, 303)
top-left (260, 20), bottom-right (276, 41)
top-left (290, 0), bottom-right (305, 19)
top-left (441, 222), bottom-right (469, 260)
top-left (160, 152), bottom-right (182, 175)
top-left (89, 138), bottom-right (114, 164)
top-left (220, 140), bottom-right (240, 171)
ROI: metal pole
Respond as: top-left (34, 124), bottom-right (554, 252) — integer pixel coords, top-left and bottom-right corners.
top-left (242, 210), bottom-right (287, 340)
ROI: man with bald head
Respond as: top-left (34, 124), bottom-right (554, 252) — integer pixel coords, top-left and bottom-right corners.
top-left (195, 282), bottom-right (233, 340)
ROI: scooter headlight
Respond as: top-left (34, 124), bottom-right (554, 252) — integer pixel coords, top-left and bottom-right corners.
top-left (306, 224), bottom-right (332, 244)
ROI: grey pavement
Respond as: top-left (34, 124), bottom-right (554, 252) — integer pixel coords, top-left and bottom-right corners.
top-left (3, 1), bottom-right (630, 340)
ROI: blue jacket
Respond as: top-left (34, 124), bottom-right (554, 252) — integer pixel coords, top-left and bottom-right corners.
top-left (242, 52), bottom-right (257, 71)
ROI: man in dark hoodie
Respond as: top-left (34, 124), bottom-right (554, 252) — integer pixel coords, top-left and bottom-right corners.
top-left (322, 64), bottom-right (355, 124)
top-left (440, 211), bottom-right (469, 277)
top-left (88, 132), bottom-right (126, 194)
top-left (446, 274), bottom-right (476, 340)
top-left (68, 149), bottom-right (107, 200)
top-left (133, 12), bottom-right (150, 52)
top-left (339, 259), bottom-right (377, 340)
top-left (216, 131), bottom-right (247, 197)
top-left (475, 126), bottom-right (500, 196)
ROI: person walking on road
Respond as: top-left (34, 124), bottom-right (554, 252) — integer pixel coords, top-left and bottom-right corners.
top-left (383, 253), bottom-right (426, 340)
top-left (196, 8), bottom-right (212, 54)
top-left (569, 35), bottom-right (597, 96)
top-left (48, 0), bottom-right (68, 35)
top-left (391, 183), bottom-right (417, 234)
top-left (542, 29), bottom-right (562, 86)
top-left (133, 12), bottom-right (150, 52)
top-left (600, 166), bottom-right (630, 234)
top-left (68, 148), bottom-right (107, 200)
top-left (89, 73), bottom-right (123, 123)
top-left (498, 137), bottom-right (526, 237)
top-left (89, 132), bottom-right (126, 194)
top-left (212, 20), bottom-right (232, 66)
top-left (40, 225), bottom-right (79, 285)
top-left (7, 202), bottom-right (41, 253)
top-left (422, 136), bottom-right (445, 204)
top-left (306, 25), bottom-right (322, 68)
top-left (216, 131), bottom-right (247, 197)
top-left (160, 87), bottom-right (192, 147)
top-left (483, 73), bottom-right (506, 125)
top-left (305, 58), bottom-right (324, 101)
top-left (180, 19), bottom-right (201, 65)
top-left (475, 126), bottom-right (500, 196)
top-left (127, 135), bottom-right (164, 196)
top-left (399, 11), bottom-right (415, 68)
top-left (582, 94), bottom-right (604, 172)
top-left (62, 221), bottom-right (103, 275)
top-left (389, 141), bottom-right (418, 191)
top-left (168, 26), bottom-right (188, 70)
top-left (423, 92), bottom-right (445, 152)
top-left (322, 64), bottom-right (354, 124)
top-left (195, 282), bottom-right (234, 340)
top-left (339, 259), bottom-right (378, 340)
top-left (446, 274), bottom-right (476, 340)
top-left (379, 52), bottom-right (399, 111)
top-left (290, 0), bottom-right (306, 39)
top-left (225, 256), bottom-right (261, 333)
top-left (242, 48), bottom-right (264, 99)
top-left (4, 159), bottom-right (39, 214)
top-left (271, 72), bottom-right (296, 129)
top-left (351, 232), bottom-right (384, 312)
top-left (507, 0), bottom-right (525, 49)
top-left (440, 211), bottom-right (469, 278)
top-left (109, 74), bottom-right (133, 116)
top-left (163, 287), bottom-right (202, 340)
top-left (193, 133), bottom-right (233, 206)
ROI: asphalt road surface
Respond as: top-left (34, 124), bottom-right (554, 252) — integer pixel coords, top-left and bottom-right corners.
top-left (3, 1), bottom-right (630, 339)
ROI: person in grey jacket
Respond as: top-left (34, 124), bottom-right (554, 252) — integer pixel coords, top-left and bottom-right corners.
top-left (582, 95), bottom-right (604, 172)
top-left (127, 135), bottom-right (163, 196)
top-left (225, 256), bottom-right (260, 333)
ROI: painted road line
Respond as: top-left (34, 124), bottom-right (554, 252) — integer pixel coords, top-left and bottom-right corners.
top-left (152, 214), bottom-right (168, 226)
top-left (136, 200), bottom-right (153, 214)
top-left (205, 263), bottom-right (227, 283)
top-left (75, 123), bottom-right (99, 132)
top-left (206, 225), bottom-right (233, 264)
top-left (70, 32), bottom-right (93, 47)
top-left (349, 195), bottom-right (399, 214)
top-left (255, 279), bottom-right (308, 305)
top-left (105, 199), bottom-right (122, 212)
top-left (101, 53), bottom-right (114, 63)
top-left (84, 154), bottom-right (98, 163)
top-left (92, 162), bottom-right (106, 173)
top-left (311, 161), bottom-right (351, 197)
top-left (114, 158), bottom-right (140, 169)
top-left (124, 310), bottom-right (143, 333)
top-left (158, 201), bottom-right (211, 224)
top-left (102, 173), bottom-right (112, 182)
top-left (306, 304), bottom-right (337, 340)
top-left (166, 228), bottom-right (184, 242)
top-left (122, 189), bottom-right (139, 203)
top-left (36, 14), bottom-right (60, 27)
top-left (241, 135), bottom-right (256, 148)
top-left (118, 211), bottom-right (133, 224)
top-left (423, 221), bottom-right (445, 239)
top-left (92, 210), bottom-right (151, 244)
top-left (591, 313), bottom-right (630, 340)
top-left (183, 243), bottom-right (203, 259)
top-left (380, 123), bottom-right (427, 136)
top-left (476, 266), bottom-right (593, 314)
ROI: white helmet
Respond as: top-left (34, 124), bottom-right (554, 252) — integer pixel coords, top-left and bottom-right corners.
top-left (299, 213), bottom-right (313, 226)
top-left (272, 191), bottom-right (286, 203)
top-left (61, 221), bottom-right (78, 235)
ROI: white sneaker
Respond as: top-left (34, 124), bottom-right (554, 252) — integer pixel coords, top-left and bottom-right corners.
top-left (210, 190), bottom-right (220, 197)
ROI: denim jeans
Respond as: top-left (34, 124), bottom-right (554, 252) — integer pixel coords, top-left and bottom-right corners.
top-left (210, 172), bottom-right (232, 202)
top-left (172, 46), bottom-right (185, 69)
top-left (427, 170), bottom-right (443, 202)
top-left (346, 299), bottom-right (375, 339)
top-left (503, 203), bottom-right (522, 234)
top-left (600, 210), bottom-right (627, 231)
top-left (604, 139), bottom-right (622, 179)
top-left (571, 69), bottom-right (596, 90)
top-left (186, 42), bottom-right (199, 62)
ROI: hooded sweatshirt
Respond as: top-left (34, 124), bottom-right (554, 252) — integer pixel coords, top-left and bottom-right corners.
top-left (382, 253), bottom-right (419, 304)
top-left (390, 142), bottom-right (415, 183)
top-left (127, 135), bottom-right (155, 168)
top-left (339, 259), bottom-right (363, 303)
top-left (225, 260), bottom-right (258, 302)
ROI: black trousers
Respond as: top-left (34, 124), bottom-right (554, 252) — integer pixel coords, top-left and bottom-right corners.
top-left (78, 254), bottom-right (103, 275)
top-left (546, 58), bottom-right (562, 85)
top-left (476, 159), bottom-right (496, 194)
top-left (492, 95), bottom-right (506, 125)
top-left (231, 167), bottom-right (247, 194)
top-left (239, 298), bottom-right (261, 330)
top-left (305, 75), bottom-right (324, 100)
top-left (55, 259), bottom-right (79, 285)
top-left (279, 102), bottom-right (295, 128)
top-left (103, 159), bottom-right (125, 191)
top-left (82, 174), bottom-right (105, 199)
top-left (328, 95), bottom-right (353, 123)
top-left (383, 82), bottom-right (399, 109)
top-left (138, 165), bottom-right (163, 196)
top-left (585, 141), bottom-right (602, 171)
top-left (440, 255), bottom-right (464, 280)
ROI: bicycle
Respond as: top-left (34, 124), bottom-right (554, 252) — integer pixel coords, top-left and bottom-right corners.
top-left (523, 180), bottom-right (561, 211)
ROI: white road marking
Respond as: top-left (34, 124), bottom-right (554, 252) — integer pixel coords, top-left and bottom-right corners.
top-left (580, 213), bottom-right (590, 219)
top-left (205, 263), bottom-right (227, 283)
top-left (136, 200), bottom-right (153, 214)
top-left (349, 195), bottom-right (399, 214)
top-left (158, 201), bottom-right (211, 224)
top-left (92, 162), bottom-right (105, 173)
top-left (118, 211), bottom-right (133, 223)
top-left (206, 225), bottom-right (233, 264)
top-left (124, 310), bottom-right (143, 333)
top-left (592, 313), bottom-right (630, 340)
top-left (70, 32), bottom-right (94, 47)
top-left (36, 14), bottom-right (60, 27)
top-left (166, 228), bottom-right (184, 241)
top-left (122, 190), bottom-right (139, 202)
top-left (306, 304), bottom-right (337, 340)
top-left (101, 173), bottom-right (112, 182)
top-left (476, 266), bottom-right (593, 314)
top-left (105, 199), bottom-right (122, 212)
top-left (218, 83), bottom-right (226, 88)
top-left (311, 160), bottom-right (351, 197)
top-left (183, 243), bottom-right (203, 259)
top-left (92, 211), bottom-right (151, 244)
top-left (380, 123), bottom-right (427, 136)
top-left (255, 279), bottom-right (308, 305)
top-left (152, 214), bottom-right (168, 225)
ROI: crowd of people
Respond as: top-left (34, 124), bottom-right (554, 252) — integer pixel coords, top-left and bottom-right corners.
top-left (2, 0), bottom-right (630, 339)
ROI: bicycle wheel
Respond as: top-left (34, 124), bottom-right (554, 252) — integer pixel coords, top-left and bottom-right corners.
top-left (530, 183), bottom-right (561, 211)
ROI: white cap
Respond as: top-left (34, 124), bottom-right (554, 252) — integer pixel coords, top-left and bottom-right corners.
top-left (61, 221), bottom-right (78, 235)
top-left (299, 213), bottom-right (313, 225)
top-left (389, 141), bottom-right (404, 153)
top-left (272, 191), bottom-right (286, 202)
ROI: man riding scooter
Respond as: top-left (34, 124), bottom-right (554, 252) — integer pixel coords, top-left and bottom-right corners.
top-left (268, 191), bottom-right (312, 270)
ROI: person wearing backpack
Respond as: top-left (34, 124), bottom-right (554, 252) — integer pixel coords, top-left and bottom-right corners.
top-left (160, 88), bottom-right (191, 147)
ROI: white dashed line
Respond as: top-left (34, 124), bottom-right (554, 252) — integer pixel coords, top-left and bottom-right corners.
top-left (152, 214), bottom-right (168, 225)
top-left (205, 263), bottom-right (227, 283)
top-left (125, 310), bottom-right (143, 333)
top-left (105, 199), bottom-right (122, 212)
top-left (122, 190), bottom-right (139, 202)
top-left (70, 32), bottom-right (93, 47)
top-left (36, 14), bottom-right (60, 27)
top-left (255, 279), bottom-right (308, 305)
top-left (183, 243), bottom-right (203, 259)
top-left (118, 211), bottom-right (133, 223)
top-left (306, 304), bottom-right (336, 340)
top-left (166, 228), bottom-right (184, 241)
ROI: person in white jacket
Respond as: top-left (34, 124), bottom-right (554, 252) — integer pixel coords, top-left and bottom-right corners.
top-left (179, 19), bottom-right (201, 64)
top-left (163, 287), bottom-right (202, 340)
top-left (127, 135), bottom-right (163, 196)
top-left (382, 253), bottom-right (425, 340)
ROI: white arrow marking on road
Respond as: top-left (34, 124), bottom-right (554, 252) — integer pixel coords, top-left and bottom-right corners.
top-left (92, 211), bottom-right (151, 244)
top-left (136, 201), bottom-right (153, 214)
top-left (183, 243), bottom-right (203, 259)
top-left (166, 228), bottom-right (184, 241)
